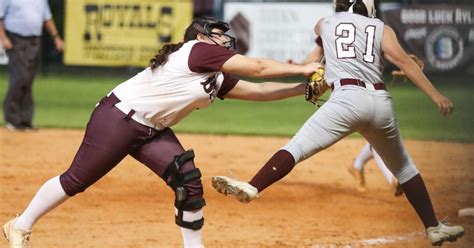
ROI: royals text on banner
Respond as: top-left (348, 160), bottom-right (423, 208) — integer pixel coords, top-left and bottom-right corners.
top-left (65, 0), bottom-right (192, 67)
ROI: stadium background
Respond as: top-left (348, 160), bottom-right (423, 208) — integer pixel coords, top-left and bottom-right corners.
top-left (0, 0), bottom-right (473, 247)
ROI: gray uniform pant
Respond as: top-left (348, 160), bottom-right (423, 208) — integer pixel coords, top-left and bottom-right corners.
top-left (283, 86), bottom-right (419, 184)
top-left (3, 32), bottom-right (41, 127)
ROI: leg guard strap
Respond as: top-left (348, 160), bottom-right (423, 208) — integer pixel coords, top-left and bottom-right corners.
top-left (175, 198), bottom-right (206, 210)
top-left (175, 199), bottom-right (206, 230)
top-left (175, 216), bottom-right (204, 230)
top-left (168, 169), bottom-right (202, 190)
top-left (163, 149), bottom-right (195, 181)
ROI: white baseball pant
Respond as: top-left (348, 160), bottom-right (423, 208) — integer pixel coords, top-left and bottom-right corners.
top-left (283, 86), bottom-right (419, 184)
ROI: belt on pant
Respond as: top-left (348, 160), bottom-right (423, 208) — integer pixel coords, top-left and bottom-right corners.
top-left (105, 93), bottom-right (159, 129)
top-left (106, 93), bottom-right (135, 118)
top-left (6, 31), bottom-right (40, 39)
top-left (331, 79), bottom-right (386, 91)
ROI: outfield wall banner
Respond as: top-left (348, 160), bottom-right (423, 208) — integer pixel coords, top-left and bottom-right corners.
top-left (224, 2), bottom-right (332, 63)
top-left (383, 5), bottom-right (474, 72)
top-left (64, 0), bottom-right (192, 67)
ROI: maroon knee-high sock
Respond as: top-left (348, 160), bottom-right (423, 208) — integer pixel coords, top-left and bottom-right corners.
top-left (249, 150), bottom-right (296, 192)
top-left (401, 174), bottom-right (438, 228)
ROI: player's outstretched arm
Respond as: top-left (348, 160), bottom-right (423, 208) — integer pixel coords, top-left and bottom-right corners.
top-left (381, 25), bottom-right (453, 116)
top-left (220, 54), bottom-right (321, 78)
top-left (224, 80), bottom-right (305, 101)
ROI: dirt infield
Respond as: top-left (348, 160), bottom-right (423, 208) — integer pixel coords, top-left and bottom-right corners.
top-left (1, 128), bottom-right (473, 248)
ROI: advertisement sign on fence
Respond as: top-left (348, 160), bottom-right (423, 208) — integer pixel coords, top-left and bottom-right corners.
top-left (383, 5), bottom-right (474, 72)
top-left (64, 0), bottom-right (192, 67)
top-left (224, 2), bottom-right (332, 63)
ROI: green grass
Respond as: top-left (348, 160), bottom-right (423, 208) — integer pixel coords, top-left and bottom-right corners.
top-left (0, 71), bottom-right (473, 142)
top-left (387, 81), bottom-right (473, 142)
top-left (2, 73), bottom-right (122, 128)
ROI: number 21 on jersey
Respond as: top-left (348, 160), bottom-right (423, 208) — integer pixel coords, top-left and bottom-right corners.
top-left (335, 23), bottom-right (376, 63)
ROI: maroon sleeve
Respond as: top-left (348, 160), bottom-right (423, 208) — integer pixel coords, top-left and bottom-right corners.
top-left (217, 73), bottom-right (239, 100)
top-left (188, 42), bottom-right (237, 73)
top-left (315, 36), bottom-right (323, 48)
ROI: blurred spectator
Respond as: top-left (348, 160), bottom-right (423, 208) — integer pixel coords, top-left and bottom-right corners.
top-left (213, 0), bottom-right (224, 19)
top-left (194, 0), bottom-right (215, 18)
top-left (0, 0), bottom-right (64, 131)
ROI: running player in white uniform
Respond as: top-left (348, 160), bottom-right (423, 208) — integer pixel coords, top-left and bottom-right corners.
top-left (212, 1), bottom-right (464, 246)
top-left (300, 39), bottom-right (403, 196)
top-left (348, 142), bottom-right (403, 195)
top-left (2, 17), bottom-right (321, 248)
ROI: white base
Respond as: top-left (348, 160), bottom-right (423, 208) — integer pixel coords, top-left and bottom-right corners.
top-left (458, 207), bottom-right (474, 217)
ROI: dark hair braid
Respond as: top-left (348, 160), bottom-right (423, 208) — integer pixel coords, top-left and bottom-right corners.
top-left (149, 16), bottom-right (221, 69)
top-left (149, 42), bottom-right (184, 69)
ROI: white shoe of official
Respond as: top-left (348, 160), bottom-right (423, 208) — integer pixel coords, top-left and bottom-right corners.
top-left (3, 216), bottom-right (31, 248)
top-left (212, 176), bottom-right (259, 203)
top-left (426, 222), bottom-right (464, 246)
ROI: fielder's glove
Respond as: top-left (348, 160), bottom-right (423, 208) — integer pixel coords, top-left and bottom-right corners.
top-left (391, 54), bottom-right (425, 77)
top-left (305, 67), bottom-right (330, 105)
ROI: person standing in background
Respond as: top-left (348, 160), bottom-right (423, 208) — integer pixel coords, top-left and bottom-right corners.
top-left (193, 0), bottom-right (215, 18)
top-left (0, 0), bottom-right (64, 131)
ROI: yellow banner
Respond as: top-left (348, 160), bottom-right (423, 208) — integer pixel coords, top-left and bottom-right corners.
top-left (64, 0), bottom-right (192, 67)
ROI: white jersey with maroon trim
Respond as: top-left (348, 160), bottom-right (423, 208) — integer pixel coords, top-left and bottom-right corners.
top-left (111, 40), bottom-right (238, 129)
top-left (321, 12), bottom-right (384, 86)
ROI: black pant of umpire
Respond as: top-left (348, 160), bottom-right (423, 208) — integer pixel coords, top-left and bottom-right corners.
top-left (3, 31), bottom-right (41, 128)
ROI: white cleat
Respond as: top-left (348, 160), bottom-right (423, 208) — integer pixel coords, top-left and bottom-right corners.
top-left (3, 216), bottom-right (32, 248)
top-left (426, 222), bottom-right (464, 246)
top-left (212, 176), bottom-right (259, 203)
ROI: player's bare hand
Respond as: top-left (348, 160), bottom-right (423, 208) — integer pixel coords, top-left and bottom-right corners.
top-left (431, 93), bottom-right (454, 116)
top-left (302, 62), bottom-right (323, 77)
top-left (2, 37), bottom-right (13, 50)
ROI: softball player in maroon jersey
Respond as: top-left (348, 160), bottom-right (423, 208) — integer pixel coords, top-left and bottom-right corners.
top-left (212, 1), bottom-right (464, 246)
top-left (2, 17), bottom-right (321, 248)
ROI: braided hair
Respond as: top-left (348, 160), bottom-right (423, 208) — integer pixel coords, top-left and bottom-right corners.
top-left (149, 17), bottom-right (221, 69)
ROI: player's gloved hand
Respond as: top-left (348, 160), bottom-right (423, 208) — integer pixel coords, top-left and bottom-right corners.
top-left (305, 67), bottom-right (329, 105)
top-left (392, 54), bottom-right (424, 77)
